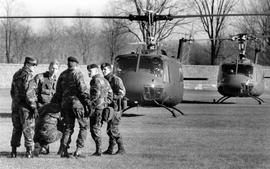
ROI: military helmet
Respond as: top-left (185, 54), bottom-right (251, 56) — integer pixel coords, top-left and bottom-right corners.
top-left (24, 57), bottom-right (37, 66)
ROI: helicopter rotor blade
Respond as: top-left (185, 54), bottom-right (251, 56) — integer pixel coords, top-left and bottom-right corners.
top-left (1, 13), bottom-right (270, 19)
top-left (0, 15), bottom-right (130, 19)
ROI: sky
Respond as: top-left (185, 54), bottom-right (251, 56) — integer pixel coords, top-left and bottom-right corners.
top-left (1, 0), bottom-right (110, 31)
top-left (23, 0), bottom-right (109, 15)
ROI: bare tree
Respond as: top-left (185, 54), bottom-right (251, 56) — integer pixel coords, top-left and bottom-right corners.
top-left (12, 24), bottom-right (31, 63)
top-left (70, 10), bottom-right (97, 64)
top-left (238, 0), bottom-right (270, 65)
top-left (41, 18), bottom-right (64, 62)
top-left (193, 0), bottom-right (237, 65)
top-left (115, 0), bottom-right (188, 44)
top-left (0, 0), bottom-right (17, 63)
top-left (0, 0), bottom-right (30, 63)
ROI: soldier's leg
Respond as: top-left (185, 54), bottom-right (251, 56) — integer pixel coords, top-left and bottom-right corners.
top-left (10, 111), bottom-right (23, 158)
top-left (111, 124), bottom-right (125, 155)
top-left (60, 112), bottom-right (75, 158)
top-left (20, 107), bottom-right (35, 158)
top-left (103, 122), bottom-right (116, 155)
top-left (90, 108), bottom-right (103, 156)
top-left (74, 115), bottom-right (88, 157)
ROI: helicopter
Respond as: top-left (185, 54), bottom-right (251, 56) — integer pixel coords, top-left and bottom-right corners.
top-left (3, 12), bottom-right (270, 115)
top-left (214, 33), bottom-right (269, 104)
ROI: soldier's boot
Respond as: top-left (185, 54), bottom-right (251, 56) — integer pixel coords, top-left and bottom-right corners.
top-left (10, 147), bottom-right (17, 158)
top-left (73, 147), bottom-right (84, 158)
top-left (92, 141), bottom-right (101, 156)
top-left (115, 138), bottom-right (125, 155)
top-left (103, 140), bottom-right (116, 155)
top-left (26, 147), bottom-right (33, 158)
top-left (60, 146), bottom-right (70, 158)
top-left (33, 143), bottom-right (41, 157)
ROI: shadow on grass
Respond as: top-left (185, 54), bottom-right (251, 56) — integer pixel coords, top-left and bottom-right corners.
top-left (0, 113), bottom-right (11, 118)
top-left (0, 151), bottom-right (27, 158)
top-left (122, 113), bottom-right (144, 117)
top-left (182, 100), bottom-right (235, 104)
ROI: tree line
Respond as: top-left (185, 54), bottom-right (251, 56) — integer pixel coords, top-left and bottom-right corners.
top-left (1, 0), bottom-right (270, 65)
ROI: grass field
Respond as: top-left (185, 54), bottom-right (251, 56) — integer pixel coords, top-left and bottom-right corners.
top-left (1, 89), bottom-right (270, 169)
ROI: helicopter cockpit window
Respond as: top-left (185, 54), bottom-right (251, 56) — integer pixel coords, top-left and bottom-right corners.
top-left (139, 56), bottom-right (163, 77)
top-left (222, 64), bottom-right (253, 76)
top-left (114, 56), bottom-right (137, 74)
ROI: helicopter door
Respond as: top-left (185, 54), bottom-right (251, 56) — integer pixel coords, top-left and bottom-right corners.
top-left (163, 61), bottom-right (170, 83)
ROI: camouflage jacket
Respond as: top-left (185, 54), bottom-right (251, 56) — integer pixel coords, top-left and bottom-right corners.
top-left (33, 71), bottom-right (57, 106)
top-left (53, 67), bottom-right (90, 106)
top-left (10, 66), bottom-right (37, 110)
top-left (90, 74), bottom-right (113, 109)
top-left (105, 73), bottom-right (126, 100)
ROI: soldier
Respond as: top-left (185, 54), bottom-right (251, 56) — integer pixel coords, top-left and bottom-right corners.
top-left (100, 62), bottom-right (126, 155)
top-left (102, 107), bottom-right (125, 155)
top-left (33, 60), bottom-right (59, 109)
top-left (33, 103), bottom-right (62, 157)
top-left (87, 64), bottom-right (113, 156)
top-left (32, 60), bottom-right (59, 154)
top-left (100, 63), bottom-right (126, 112)
top-left (52, 56), bottom-right (91, 158)
top-left (10, 57), bottom-right (38, 158)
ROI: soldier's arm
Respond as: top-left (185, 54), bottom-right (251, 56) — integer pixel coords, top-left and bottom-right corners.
top-left (90, 78), bottom-right (102, 106)
top-left (33, 74), bottom-right (42, 94)
top-left (75, 71), bottom-right (91, 105)
top-left (25, 74), bottom-right (38, 110)
top-left (106, 81), bottom-right (113, 104)
top-left (113, 77), bottom-right (126, 100)
top-left (10, 78), bottom-right (15, 100)
top-left (51, 74), bottom-right (62, 104)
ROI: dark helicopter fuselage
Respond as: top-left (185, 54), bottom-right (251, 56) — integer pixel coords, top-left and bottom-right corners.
top-left (217, 59), bottom-right (265, 97)
top-left (114, 53), bottom-right (184, 106)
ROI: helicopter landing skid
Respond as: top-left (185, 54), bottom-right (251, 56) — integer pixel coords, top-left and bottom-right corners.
top-left (213, 96), bottom-right (231, 103)
top-left (214, 95), bottom-right (265, 104)
top-left (153, 100), bottom-right (184, 117)
top-left (249, 95), bottom-right (264, 104)
top-left (122, 105), bottom-right (138, 114)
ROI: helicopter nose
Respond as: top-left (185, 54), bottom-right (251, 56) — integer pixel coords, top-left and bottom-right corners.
top-left (219, 74), bottom-right (254, 96)
top-left (143, 84), bottom-right (163, 101)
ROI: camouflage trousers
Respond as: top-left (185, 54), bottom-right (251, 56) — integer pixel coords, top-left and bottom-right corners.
top-left (107, 111), bottom-right (122, 146)
top-left (10, 106), bottom-right (35, 149)
top-left (90, 108), bottom-right (103, 144)
top-left (61, 100), bottom-right (88, 148)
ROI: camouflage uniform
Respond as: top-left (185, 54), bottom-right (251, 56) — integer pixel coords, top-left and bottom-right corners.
top-left (53, 67), bottom-right (90, 154)
top-left (104, 72), bottom-right (126, 111)
top-left (31, 71), bottom-right (58, 154)
top-left (102, 107), bottom-right (125, 155)
top-left (33, 71), bottom-right (57, 108)
top-left (10, 66), bottom-right (37, 153)
top-left (34, 103), bottom-right (62, 147)
top-left (90, 74), bottom-right (113, 155)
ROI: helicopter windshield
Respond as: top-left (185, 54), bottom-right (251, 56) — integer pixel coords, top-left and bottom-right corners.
top-left (114, 56), bottom-right (137, 73)
top-left (139, 56), bottom-right (163, 77)
top-left (114, 55), bottom-right (163, 77)
top-left (222, 64), bottom-right (253, 76)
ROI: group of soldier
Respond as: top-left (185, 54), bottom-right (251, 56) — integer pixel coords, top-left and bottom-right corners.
top-left (9, 56), bottom-right (126, 158)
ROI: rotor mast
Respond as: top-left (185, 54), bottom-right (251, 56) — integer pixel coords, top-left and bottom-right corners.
top-left (128, 12), bottom-right (173, 50)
